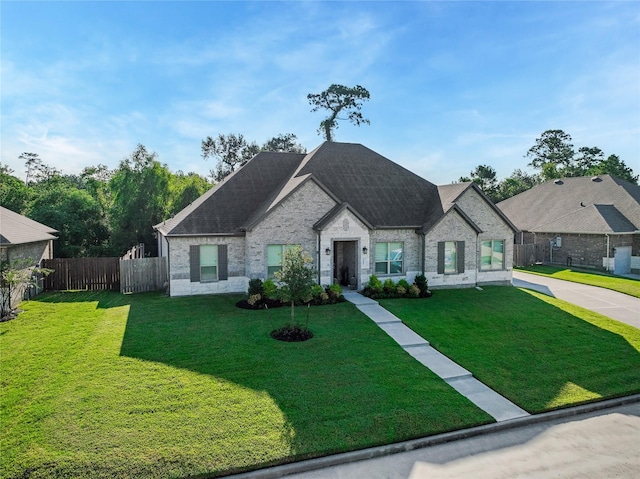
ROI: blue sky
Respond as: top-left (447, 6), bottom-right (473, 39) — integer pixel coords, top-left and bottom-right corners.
top-left (2, 1), bottom-right (638, 185)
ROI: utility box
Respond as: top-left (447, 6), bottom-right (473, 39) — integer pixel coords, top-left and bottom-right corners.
top-left (555, 236), bottom-right (562, 247)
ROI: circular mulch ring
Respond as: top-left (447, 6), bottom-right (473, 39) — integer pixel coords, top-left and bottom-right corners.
top-left (270, 326), bottom-right (313, 342)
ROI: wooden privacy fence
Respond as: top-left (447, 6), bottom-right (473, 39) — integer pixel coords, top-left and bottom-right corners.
top-left (513, 243), bottom-right (546, 267)
top-left (120, 257), bottom-right (167, 294)
top-left (43, 257), bottom-right (168, 294)
top-left (43, 257), bottom-right (120, 291)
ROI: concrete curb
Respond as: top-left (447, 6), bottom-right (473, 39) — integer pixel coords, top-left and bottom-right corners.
top-left (221, 394), bottom-right (640, 479)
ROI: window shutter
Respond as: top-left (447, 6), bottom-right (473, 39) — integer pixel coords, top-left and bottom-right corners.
top-left (457, 241), bottom-right (465, 273)
top-left (437, 242), bottom-right (445, 274)
top-left (190, 245), bottom-right (200, 283)
top-left (218, 244), bottom-right (228, 280)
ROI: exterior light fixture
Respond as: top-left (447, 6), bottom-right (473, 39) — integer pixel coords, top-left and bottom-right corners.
top-left (362, 247), bottom-right (368, 254)
top-left (325, 248), bottom-right (331, 255)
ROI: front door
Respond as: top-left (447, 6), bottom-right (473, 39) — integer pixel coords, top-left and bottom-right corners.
top-left (333, 241), bottom-right (358, 289)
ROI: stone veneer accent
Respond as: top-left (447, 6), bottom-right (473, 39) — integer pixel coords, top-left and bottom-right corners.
top-left (318, 208), bottom-right (371, 287)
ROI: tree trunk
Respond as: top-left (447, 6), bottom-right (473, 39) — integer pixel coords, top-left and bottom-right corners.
top-left (290, 300), bottom-right (295, 327)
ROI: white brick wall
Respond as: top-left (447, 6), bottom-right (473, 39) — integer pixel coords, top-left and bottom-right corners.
top-left (370, 229), bottom-right (423, 284)
top-left (246, 180), bottom-right (337, 279)
top-left (167, 235), bottom-right (247, 296)
top-left (425, 187), bottom-right (514, 288)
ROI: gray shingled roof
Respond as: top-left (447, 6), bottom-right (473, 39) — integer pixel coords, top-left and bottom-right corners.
top-left (497, 175), bottom-right (640, 234)
top-left (155, 151), bottom-right (304, 236)
top-left (155, 142), bottom-right (507, 237)
top-left (0, 206), bottom-right (58, 245)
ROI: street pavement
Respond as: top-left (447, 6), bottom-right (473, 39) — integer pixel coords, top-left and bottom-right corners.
top-left (512, 271), bottom-right (639, 328)
top-left (283, 402), bottom-right (640, 479)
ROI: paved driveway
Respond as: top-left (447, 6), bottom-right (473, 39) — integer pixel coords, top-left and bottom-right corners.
top-left (512, 271), bottom-right (640, 328)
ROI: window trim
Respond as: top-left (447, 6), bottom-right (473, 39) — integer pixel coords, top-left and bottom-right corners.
top-left (374, 241), bottom-right (404, 276)
top-left (480, 239), bottom-right (505, 271)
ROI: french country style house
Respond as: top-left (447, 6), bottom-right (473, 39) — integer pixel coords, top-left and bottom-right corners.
top-left (154, 142), bottom-right (517, 296)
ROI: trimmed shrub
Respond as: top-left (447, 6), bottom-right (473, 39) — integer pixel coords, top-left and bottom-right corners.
top-left (263, 279), bottom-right (278, 299)
top-left (248, 278), bottom-right (264, 297)
top-left (383, 278), bottom-right (396, 294)
top-left (414, 274), bottom-right (429, 297)
top-left (368, 275), bottom-right (383, 293)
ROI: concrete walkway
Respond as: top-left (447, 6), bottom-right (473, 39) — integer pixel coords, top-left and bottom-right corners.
top-left (512, 271), bottom-right (640, 328)
top-left (342, 291), bottom-right (529, 422)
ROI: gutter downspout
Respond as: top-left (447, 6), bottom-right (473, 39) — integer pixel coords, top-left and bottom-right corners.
top-left (317, 232), bottom-right (322, 284)
top-left (421, 232), bottom-right (426, 274)
top-left (605, 234), bottom-right (610, 273)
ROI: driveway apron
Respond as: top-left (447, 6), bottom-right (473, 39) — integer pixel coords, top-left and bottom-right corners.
top-left (512, 271), bottom-right (640, 328)
top-left (342, 291), bottom-right (529, 422)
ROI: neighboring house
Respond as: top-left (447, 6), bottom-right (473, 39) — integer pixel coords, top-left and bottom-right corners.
top-left (154, 142), bottom-right (517, 296)
top-left (0, 206), bottom-right (58, 309)
top-left (497, 175), bottom-right (640, 275)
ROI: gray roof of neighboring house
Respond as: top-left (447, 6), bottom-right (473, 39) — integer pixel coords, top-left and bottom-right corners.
top-left (0, 206), bottom-right (58, 245)
top-left (155, 142), bottom-right (503, 237)
top-left (497, 175), bottom-right (640, 234)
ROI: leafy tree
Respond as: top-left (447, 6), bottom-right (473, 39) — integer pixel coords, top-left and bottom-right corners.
top-left (525, 130), bottom-right (575, 180)
top-left (109, 144), bottom-right (172, 256)
top-left (274, 245), bottom-right (317, 328)
top-left (170, 171), bottom-right (212, 213)
top-left (20, 152), bottom-right (61, 184)
top-left (575, 146), bottom-right (605, 172)
top-left (201, 133), bottom-right (260, 182)
top-left (307, 84), bottom-right (370, 141)
top-left (0, 164), bottom-right (31, 213)
top-left (495, 169), bottom-right (540, 202)
top-left (29, 185), bottom-right (111, 257)
top-left (459, 164), bottom-right (498, 201)
top-left (587, 154), bottom-right (638, 184)
top-left (262, 133), bottom-right (306, 153)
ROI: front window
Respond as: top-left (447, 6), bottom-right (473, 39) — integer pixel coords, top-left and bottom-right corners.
top-left (200, 245), bottom-right (218, 281)
top-left (481, 240), bottom-right (504, 270)
top-left (444, 241), bottom-right (457, 274)
top-left (267, 244), bottom-right (298, 278)
top-left (375, 242), bottom-right (403, 275)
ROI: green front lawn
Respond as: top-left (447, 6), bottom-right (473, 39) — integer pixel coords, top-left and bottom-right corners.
top-left (516, 265), bottom-right (640, 298)
top-left (381, 287), bottom-right (640, 414)
top-left (1, 291), bottom-right (491, 479)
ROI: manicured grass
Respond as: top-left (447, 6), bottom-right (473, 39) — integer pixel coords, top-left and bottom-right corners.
top-left (1, 291), bottom-right (491, 479)
top-left (516, 265), bottom-right (640, 298)
top-left (381, 287), bottom-right (640, 414)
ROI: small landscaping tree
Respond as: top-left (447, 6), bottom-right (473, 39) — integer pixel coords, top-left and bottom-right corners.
top-left (1, 259), bottom-right (53, 320)
top-left (273, 246), bottom-right (317, 339)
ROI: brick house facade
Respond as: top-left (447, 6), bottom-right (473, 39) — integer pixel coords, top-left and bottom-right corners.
top-left (155, 142), bottom-right (517, 296)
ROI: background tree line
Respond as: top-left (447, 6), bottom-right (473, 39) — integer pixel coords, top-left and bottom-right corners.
top-left (1, 133), bottom-right (306, 259)
top-left (458, 129), bottom-right (637, 203)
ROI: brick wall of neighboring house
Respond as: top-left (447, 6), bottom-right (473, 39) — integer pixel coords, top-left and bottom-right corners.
top-left (246, 180), bottom-right (337, 279)
top-left (532, 232), bottom-right (636, 271)
top-left (167, 235), bottom-right (247, 296)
